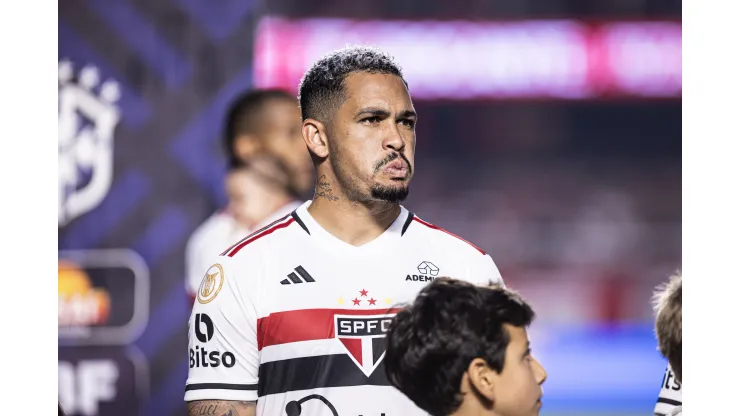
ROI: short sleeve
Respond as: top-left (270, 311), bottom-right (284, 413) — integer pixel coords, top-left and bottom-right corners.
top-left (184, 255), bottom-right (261, 402)
top-left (654, 364), bottom-right (682, 415)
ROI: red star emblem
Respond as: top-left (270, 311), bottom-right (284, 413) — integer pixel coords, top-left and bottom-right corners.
top-left (352, 298), bottom-right (361, 306)
top-left (359, 289), bottom-right (368, 297)
top-left (368, 298), bottom-right (377, 306)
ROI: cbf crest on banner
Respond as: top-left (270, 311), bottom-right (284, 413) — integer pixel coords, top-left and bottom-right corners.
top-left (58, 60), bottom-right (121, 226)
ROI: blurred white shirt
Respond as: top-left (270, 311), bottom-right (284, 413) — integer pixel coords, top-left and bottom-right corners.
top-left (185, 201), bottom-right (301, 297)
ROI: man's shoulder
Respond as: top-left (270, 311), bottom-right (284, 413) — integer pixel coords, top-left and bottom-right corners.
top-left (403, 211), bottom-right (503, 286)
top-left (405, 212), bottom-right (487, 257)
top-left (220, 212), bottom-right (305, 259)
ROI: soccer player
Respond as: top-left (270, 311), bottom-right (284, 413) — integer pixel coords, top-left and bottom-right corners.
top-left (652, 271), bottom-right (682, 416)
top-left (185, 89), bottom-right (312, 299)
top-left (185, 156), bottom-right (297, 297)
top-left (385, 278), bottom-right (547, 416)
top-left (184, 46), bottom-right (505, 416)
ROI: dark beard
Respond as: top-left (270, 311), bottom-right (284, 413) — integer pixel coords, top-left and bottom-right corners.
top-left (370, 183), bottom-right (410, 203)
top-left (329, 141), bottom-right (412, 203)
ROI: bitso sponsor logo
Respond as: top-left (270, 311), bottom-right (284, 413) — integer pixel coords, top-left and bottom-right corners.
top-left (189, 313), bottom-right (236, 369)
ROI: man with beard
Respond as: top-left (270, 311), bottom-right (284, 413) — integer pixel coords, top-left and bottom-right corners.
top-left (185, 46), bottom-right (505, 416)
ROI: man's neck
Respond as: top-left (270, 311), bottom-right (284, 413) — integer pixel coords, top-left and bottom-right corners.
top-left (307, 186), bottom-right (401, 247)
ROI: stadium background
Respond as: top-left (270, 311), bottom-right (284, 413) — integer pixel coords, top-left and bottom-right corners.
top-left (58, 0), bottom-right (681, 415)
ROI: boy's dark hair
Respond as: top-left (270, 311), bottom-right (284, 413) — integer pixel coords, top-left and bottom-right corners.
top-left (298, 45), bottom-right (407, 123)
top-left (223, 89), bottom-right (295, 168)
top-left (653, 271), bottom-right (682, 382)
top-left (384, 278), bottom-right (535, 416)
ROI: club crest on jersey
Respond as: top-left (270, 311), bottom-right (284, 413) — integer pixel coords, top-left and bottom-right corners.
top-left (334, 313), bottom-right (395, 377)
top-left (58, 60), bottom-right (121, 226)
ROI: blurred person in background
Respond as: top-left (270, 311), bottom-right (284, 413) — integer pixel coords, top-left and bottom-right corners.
top-left (224, 89), bottom-right (314, 197)
top-left (653, 271), bottom-right (682, 416)
top-left (385, 278), bottom-right (547, 416)
top-left (185, 89), bottom-right (313, 300)
top-left (184, 46), bottom-right (504, 416)
top-left (186, 156), bottom-right (296, 297)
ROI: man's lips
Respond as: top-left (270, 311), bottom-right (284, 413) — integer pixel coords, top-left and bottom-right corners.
top-left (384, 159), bottom-right (409, 177)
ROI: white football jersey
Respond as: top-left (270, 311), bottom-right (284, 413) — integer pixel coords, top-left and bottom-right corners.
top-left (185, 200), bottom-right (504, 416)
top-left (185, 201), bottom-right (302, 296)
top-left (654, 364), bottom-right (682, 416)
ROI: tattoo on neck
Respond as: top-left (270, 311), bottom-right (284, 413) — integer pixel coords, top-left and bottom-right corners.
top-left (314, 175), bottom-right (339, 201)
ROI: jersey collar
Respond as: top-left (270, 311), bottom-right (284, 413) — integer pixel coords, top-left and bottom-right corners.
top-left (292, 200), bottom-right (413, 255)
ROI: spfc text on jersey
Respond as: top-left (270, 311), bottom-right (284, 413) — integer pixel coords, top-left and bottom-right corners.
top-left (336, 316), bottom-right (394, 337)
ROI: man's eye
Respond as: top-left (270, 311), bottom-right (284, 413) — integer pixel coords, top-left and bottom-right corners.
top-left (362, 116), bottom-right (381, 124)
top-left (400, 119), bottom-right (415, 128)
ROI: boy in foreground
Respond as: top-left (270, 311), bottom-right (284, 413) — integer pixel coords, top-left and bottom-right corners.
top-left (385, 278), bottom-right (547, 416)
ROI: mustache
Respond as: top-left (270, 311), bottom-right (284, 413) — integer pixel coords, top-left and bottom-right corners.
top-left (374, 153), bottom-right (412, 174)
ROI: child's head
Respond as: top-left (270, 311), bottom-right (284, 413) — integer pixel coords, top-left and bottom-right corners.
top-left (653, 271), bottom-right (682, 382)
top-left (385, 278), bottom-right (547, 416)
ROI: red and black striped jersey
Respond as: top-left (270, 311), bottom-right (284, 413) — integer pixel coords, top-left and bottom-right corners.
top-left (185, 200), bottom-right (504, 416)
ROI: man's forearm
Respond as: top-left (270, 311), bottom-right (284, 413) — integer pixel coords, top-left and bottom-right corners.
top-left (187, 400), bottom-right (256, 416)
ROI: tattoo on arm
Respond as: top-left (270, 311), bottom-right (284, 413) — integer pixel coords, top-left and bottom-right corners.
top-left (188, 400), bottom-right (256, 416)
top-left (314, 175), bottom-right (340, 201)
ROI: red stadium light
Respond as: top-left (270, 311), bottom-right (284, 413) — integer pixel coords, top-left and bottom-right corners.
top-left (254, 18), bottom-right (681, 100)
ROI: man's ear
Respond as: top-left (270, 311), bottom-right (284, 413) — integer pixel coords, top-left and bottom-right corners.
top-left (233, 134), bottom-right (262, 160)
top-left (302, 118), bottom-right (329, 159)
top-left (466, 358), bottom-right (498, 402)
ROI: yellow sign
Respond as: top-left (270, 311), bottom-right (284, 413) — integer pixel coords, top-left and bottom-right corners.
top-left (58, 261), bottom-right (111, 326)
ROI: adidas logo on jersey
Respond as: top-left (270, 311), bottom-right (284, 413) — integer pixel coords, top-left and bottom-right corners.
top-left (406, 261), bottom-right (440, 282)
top-left (280, 266), bottom-right (316, 285)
